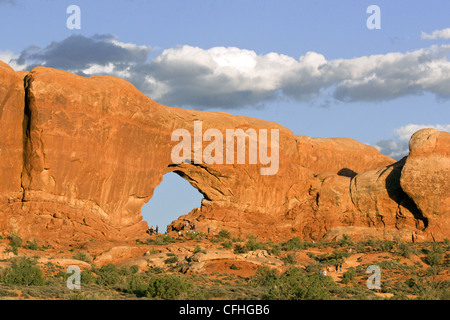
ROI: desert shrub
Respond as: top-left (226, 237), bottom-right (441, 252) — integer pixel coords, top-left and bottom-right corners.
top-left (81, 270), bottom-right (96, 285)
top-left (263, 267), bottom-right (335, 300)
top-left (185, 231), bottom-right (205, 240)
top-left (128, 274), bottom-right (147, 297)
top-left (269, 244), bottom-right (281, 255)
top-left (147, 267), bottom-right (164, 275)
top-left (222, 240), bottom-right (233, 249)
top-left (193, 245), bottom-right (203, 254)
top-left (338, 234), bottom-right (354, 247)
top-left (24, 239), bottom-right (41, 251)
top-left (164, 256), bottom-right (179, 264)
top-left (315, 250), bottom-right (350, 265)
top-left (147, 275), bottom-right (192, 300)
top-left (281, 254), bottom-right (296, 265)
top-left (95, 263), bottom-right (121, 286)
top-left (233, 236), bottom-right (267, 254)
top-left (426, 252), bottom-right (443, 266)
top-left (341, 268), bottom-right (356, 284)
top-left (73, 250), bottom-right (92, 263)
top-left (245, 236), bottom-right (267, 251)
top-left (233, 244), bottom-right (247, 254)
top-left (8, 232), bottom-right (23, 248)
top-left (230, 264), bottom-right (239, 270)
top-left (217, 229), bottom-right (231, 240)
top-left (1, 257), bottom-right (45, 286)
top-left (396, 241), bottom-right (413, 258)
top-left (147, 235), bottom-right (176, 245)
top-left (281, 237), bottom-right (303, 251)
top-left (250, 266), bottom-right (278, 287)
top-left (7, 232), bottom-right (23, 254)
top-left (129, 265), bottom-right (139, 274)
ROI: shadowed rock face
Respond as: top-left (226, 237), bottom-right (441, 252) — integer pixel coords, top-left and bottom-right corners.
top-left (0, 61), bottom-right (448, 243)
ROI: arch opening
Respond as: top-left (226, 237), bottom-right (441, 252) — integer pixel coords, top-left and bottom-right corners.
top-left (140, 172), bottom-right (204, 234)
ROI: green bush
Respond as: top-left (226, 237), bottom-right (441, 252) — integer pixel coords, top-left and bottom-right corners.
top-left (282, 237), bottom-right (303, 251)
top-left (73, 251), bottom-right (92, 263)
top-left (128, 274), bottom-right (148, 297)
top-left (1, 258), bottom-right (45, 286)
top-left (281, 254), bottom-right (296, 265)
top-left (341, 268), bottom-right (356, 284)
top-left (233, 236), bottom-right (267, 254)
top-left (250, 266), bottom-right (278, 287)
top-left (147, 275), bottom-right (192, 300)
top-left (95, 263), bottom-right (121, 286)
top-left (8, 232), bottom-right (23, 248)
top-left (396, 242), bottom-right (413, 258)
top-left (24, 239), bottom-right (41, 251)
top-left (217, 229), bottom-right (231, 240)
top-left (193, 245), bottom-right (203, 254)
top-left (147, 235), bottom-right (176, 245)
top-left (263, 267), bottom-right (335, 300)
top-left (129, 265), bottom-right (139, 274)
top-left (164, 256), bottom-right (179, 264)
top-left (426, 252), bottom-right (443, 266)
top-left (222, 240), bottom-right (233, 249)
top-left (81, 270), bottom-right (96, 285)
top-left (338, 234), bottom-right (354, 247)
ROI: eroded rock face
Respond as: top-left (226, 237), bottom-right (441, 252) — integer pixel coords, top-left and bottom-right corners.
top-left (0, 62), bottom-right (448, 243)
top-left (0, 61), bottom-right (24, 202)
top-left (400, 129), bottom-right (450, 241)
top-left (7, 66), bottom-right (313, 242)
top-left (296, 135), bottom-right (395, 177)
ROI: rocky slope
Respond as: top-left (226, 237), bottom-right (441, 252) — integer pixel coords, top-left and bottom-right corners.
top-left (0, 61), bottom-right (448, 244)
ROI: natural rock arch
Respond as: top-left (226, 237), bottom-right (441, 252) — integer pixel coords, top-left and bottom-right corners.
top-left (0, 61), bottom-right (448, 244)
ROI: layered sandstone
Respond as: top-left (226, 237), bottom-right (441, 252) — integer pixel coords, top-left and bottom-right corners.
top-left (400, 129), bottom-right (450, 241)
top-left (296, 135), bottom-right (395, 177)
top-left (0, 62), bottom-right (24, 202)
top-left (0, 61), bottom-right (448, 243)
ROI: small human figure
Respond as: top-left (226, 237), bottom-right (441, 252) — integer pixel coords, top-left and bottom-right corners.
top-left (155, 225), bottom-right (159, 234)
top-left (149, 226), bottom-right (154, 235)
top-left (339, 263), bottom-right (342, 272)
top-left (323, 269), bottom-right (327, 276)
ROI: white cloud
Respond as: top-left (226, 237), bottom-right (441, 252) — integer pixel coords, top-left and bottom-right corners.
top-left (0, 51), bottom-right (27, 70)
top-left (374, 124), bottom-right (450, 159)
top-left (7, 34), bottom-right (450, 109)
top-left (421, 28), bottom-right (450, 40)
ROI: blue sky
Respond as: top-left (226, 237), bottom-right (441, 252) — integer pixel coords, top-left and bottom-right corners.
top-left (1, 0), bottom-right (449, 230)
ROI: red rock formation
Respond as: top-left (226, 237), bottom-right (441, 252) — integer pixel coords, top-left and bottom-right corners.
top-left (0, 62), bottom-right (447, 243)
top-left (400, 129), bottom-right (450, 241)
top-left (0, 62), bottom-right (24, 202)
top-left (296, 135), bottom-right (395, 177)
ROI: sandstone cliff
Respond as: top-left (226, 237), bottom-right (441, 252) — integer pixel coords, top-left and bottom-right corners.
top-left (0, 61), bottom-right (448, 243)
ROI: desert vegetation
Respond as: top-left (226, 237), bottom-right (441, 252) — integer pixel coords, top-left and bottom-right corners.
top-left (0, 232), bottom-right (448, 300)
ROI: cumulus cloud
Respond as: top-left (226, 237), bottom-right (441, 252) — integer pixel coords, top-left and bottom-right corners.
top-left (13, 34), bottom-right (151, 74)
top-left (374, 124), bottom-right (450, 159)
top-left (5, 34), bottom-right (450, 109)
top-left (421, 28), bottom-right (450, 40)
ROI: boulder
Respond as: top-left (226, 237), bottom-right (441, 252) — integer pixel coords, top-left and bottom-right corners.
top-left (400, 129), bottom-right (450, 241)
